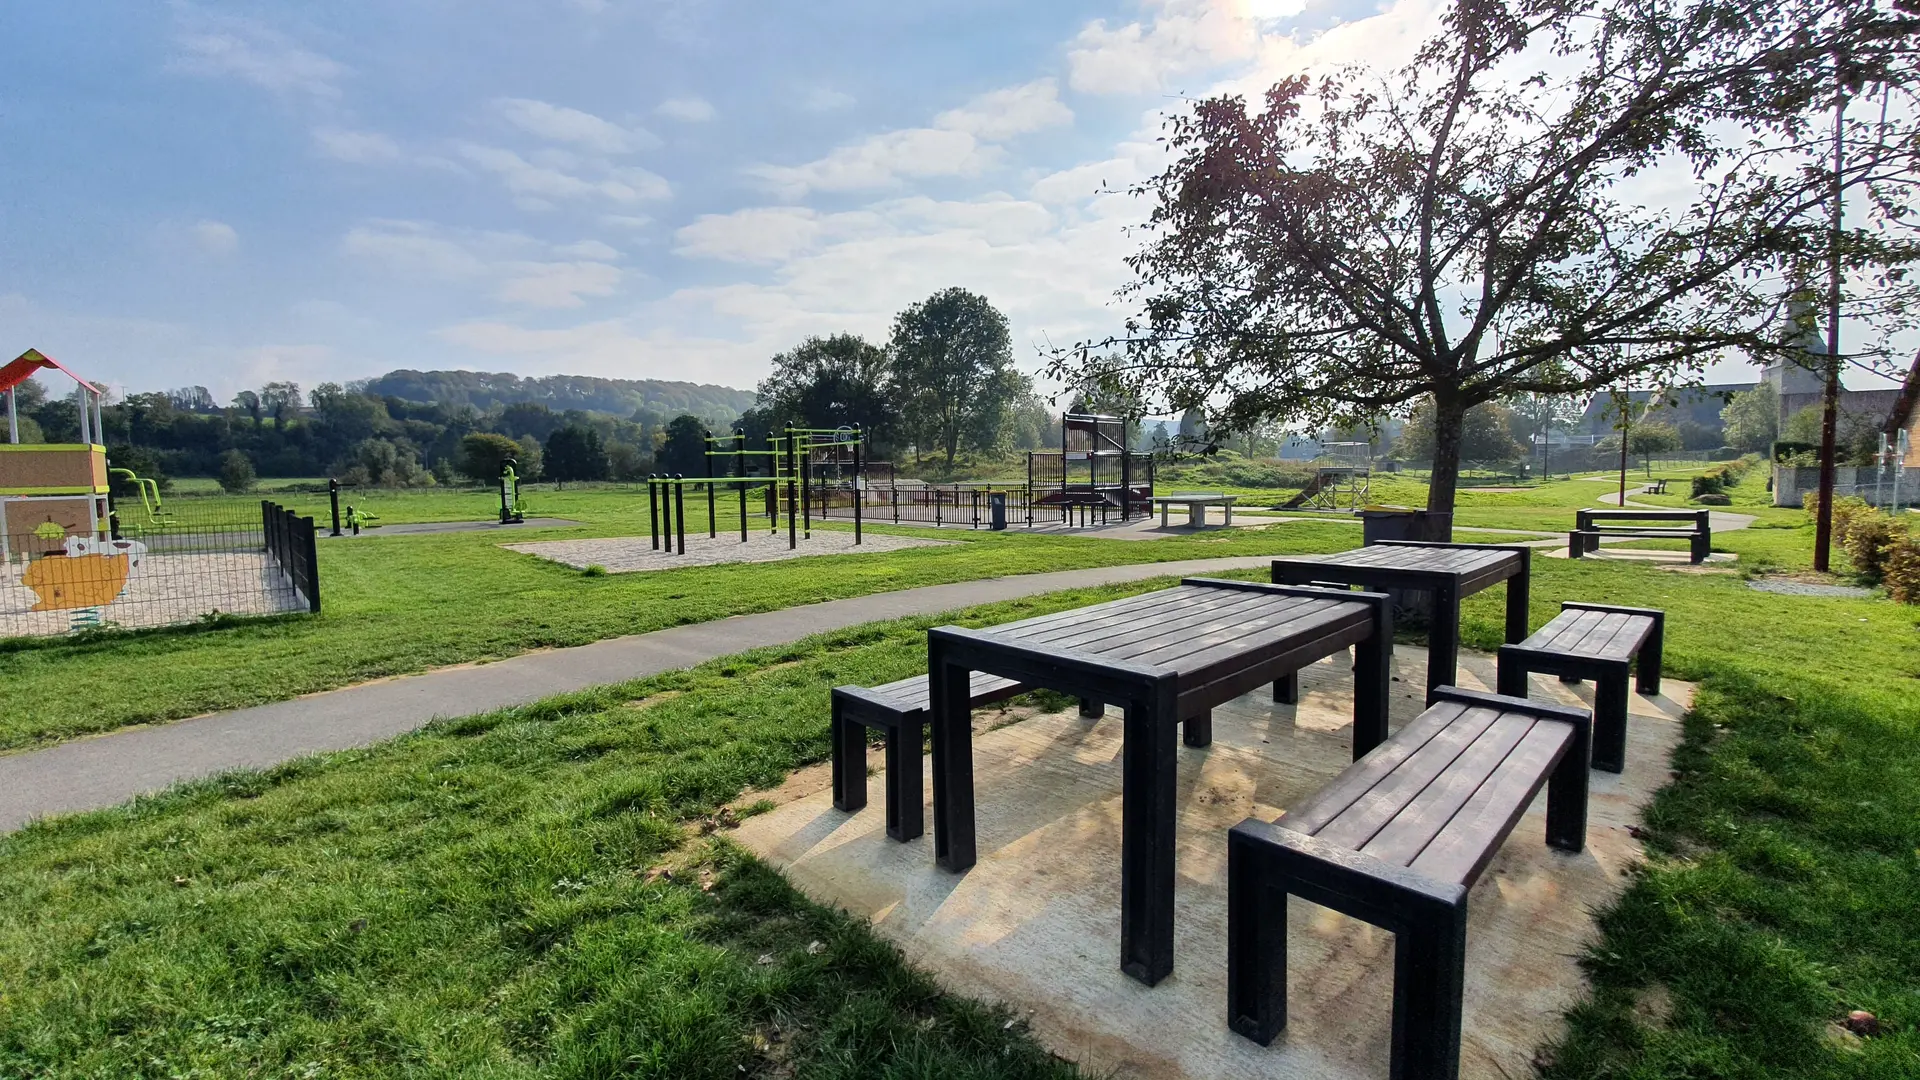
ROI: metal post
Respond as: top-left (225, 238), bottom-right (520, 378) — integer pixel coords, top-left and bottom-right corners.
top-left (853, 440), bottom-right (862, 545)
top-left (648, 474), bottom-right (660, 550)
top-left (707, 479), bottom-right (716, 538)
top-left (801, 440), bottom-right (811, 539)
top-left (1121, 450), bottom-right (1132, 522)
top-left (787, 434), bottom-right (798, 550)
top-left (892, 486), bottom-right (899, 524)
top-left (6, 387), bottom-right (16, 443)
top-left (674, 476), bottom-right (687, 555)
top-left (94, 391), bottom-right (106, 448)
top-left (329, 478), bottom-right (342, 537)
top-left (78, 387), bottom-right (91, 446)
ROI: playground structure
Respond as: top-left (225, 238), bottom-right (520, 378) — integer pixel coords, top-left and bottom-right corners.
top-left (0, 348), bottom-right (319, 637)
top-left (1281, 441), bottom-right (1374, 509)
top-left (499, 463), bottom-right (529, 525)
top-left (647, 426), bottom-right (870, 555)
top-left (1026, 413), bottom-right (1154, 522)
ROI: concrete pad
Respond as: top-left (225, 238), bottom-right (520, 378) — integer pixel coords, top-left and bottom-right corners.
top-left (732, 645), bottom-right (1689, 1080)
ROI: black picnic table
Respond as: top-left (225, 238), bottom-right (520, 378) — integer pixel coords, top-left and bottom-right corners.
top-left (1270, 541), bottom-right (1532, 701)
top-left (926, 577), bottom-right (1394, 986)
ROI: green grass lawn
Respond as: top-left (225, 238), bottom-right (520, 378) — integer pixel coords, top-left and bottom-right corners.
top-left (0, 519), bottom-right (1359, 752)
top-left (1, 469), bottom-right (1917, 1076)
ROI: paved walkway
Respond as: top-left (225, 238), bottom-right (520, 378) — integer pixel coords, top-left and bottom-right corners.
top-left (0, 556), bottom-right (1276, 833)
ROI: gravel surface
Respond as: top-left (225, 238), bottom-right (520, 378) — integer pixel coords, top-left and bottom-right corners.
top-left (1747, 578), bottom-right (1877, 598)
top-left (506, 529), bottom-right (953, 573)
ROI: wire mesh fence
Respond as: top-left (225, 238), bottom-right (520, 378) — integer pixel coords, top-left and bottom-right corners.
top-left (0, 499), bottom-right (318, 638)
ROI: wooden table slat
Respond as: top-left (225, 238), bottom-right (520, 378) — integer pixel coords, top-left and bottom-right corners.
top-left (1135, 602), bottom-right (1364, 678)
top-left (1309, 706), bottom-right (1507, 851)
top-left (1088, 597), bottom-right (1352, 671)
top-left (1408, 720), bottom-right (1574, 885)
top-left (1013, 589), bottom-right (1284, 654)
top-left (1356, 713), bottom-right (1537, 868)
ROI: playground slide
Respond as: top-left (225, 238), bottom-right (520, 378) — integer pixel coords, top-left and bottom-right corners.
top-left (1279, 473), bottom-right (1324, 509)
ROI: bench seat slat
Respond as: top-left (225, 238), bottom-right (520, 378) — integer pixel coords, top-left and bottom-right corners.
top-left (1301, 706), bottom-right (1505, 851)
top-left (1519, 610), bottom-right (1654, 661)
top-left (1408, 721), bottom-right (1575, 885)
top-left (1278, 702), bottom-right (1468, 835)
top-left (868, 671), bottom-right (1025, 714)
top-left (1355, 714), bottom-right (1538, 870)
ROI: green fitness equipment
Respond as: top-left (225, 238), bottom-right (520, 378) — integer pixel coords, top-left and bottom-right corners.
top-left (499, 462), bottom-right (528, 524)
top-left (107, 467), bottom-right (175, 532)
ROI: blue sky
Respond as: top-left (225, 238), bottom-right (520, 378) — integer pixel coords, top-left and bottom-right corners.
top-left (0, 0), bottom-right (1837, 404)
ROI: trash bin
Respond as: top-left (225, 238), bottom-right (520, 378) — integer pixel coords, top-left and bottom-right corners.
top-left (1360, 506), bottom-right (1453, 545)
top-left (988, 491), bottom-right (1008, 531)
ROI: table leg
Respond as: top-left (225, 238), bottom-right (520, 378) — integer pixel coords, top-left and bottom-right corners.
top-left (1353, 621), bottom-right (1393, 759)
top-left (1427, 582), bottom-right (1459, 703)
top-left (1224, 504), bottom-right (1233, 527)
top-left (830, 697), bottom-right (865, 812)
top-left (1120, 681), bottom-right (1179, 985)
top-left (1160, 505), bottom-right (1169, 528)
top-left (1272, 671), bottom-right (1299, 705)
top-left (1505, 551), bottom-right (1532, 643)
top-left (929, 646), bottom-right (976, 872)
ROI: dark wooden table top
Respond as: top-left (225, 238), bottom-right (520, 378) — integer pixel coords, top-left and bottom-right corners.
top-left (1287, 543), bottom-right (1521, 576)
top-left (955, 580), bottom-right (1376, 690)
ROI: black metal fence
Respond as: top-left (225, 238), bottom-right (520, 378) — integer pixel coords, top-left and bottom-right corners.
top-left (809, 481), bottom-right (1143, 529)
top-left (262, 501), bottom-right (321, 613)
top-left (0, 498), bottom-right (319, 638)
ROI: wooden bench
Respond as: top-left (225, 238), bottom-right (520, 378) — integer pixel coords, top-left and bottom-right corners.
top-left (1640, 478), bottom-right (1669, 495)
top-left (831, 674), bottom-right (1105, 842)
top-left (1226, 687), bottom-right (1592, 1080)
top-left (1496, 602), bottom-right (1663, 773)
top-left (1569, 508), bottom-right (1709, 563)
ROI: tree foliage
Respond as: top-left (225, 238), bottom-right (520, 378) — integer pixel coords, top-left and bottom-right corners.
top-left (544, 425), bottom-right (610, 483)
top-left (889, 288), bottom-right (1022, 467)
top-left (458, 433), bottom-right (524, 483)
top-left (1055, 0), bottom-right (1920, 511)
top-left (754, 335), bottom-right (898, 448)
top-left (656, 414), bottom-right (709, 477)
top-left (1394, 399), bottom-right (1527, 463)
top-left (217, 449), bottom-right (256, 494)
top-left (1720, 383), bottom-right (1780, 451)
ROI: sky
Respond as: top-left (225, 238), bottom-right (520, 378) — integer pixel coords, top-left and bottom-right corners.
top-left (0, 0), bottom-right (1881, 406)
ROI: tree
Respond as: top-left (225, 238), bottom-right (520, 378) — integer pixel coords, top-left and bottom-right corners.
top-left (233, 390), bottom-right (262, 428)
top-left (755, 334), bottom-right (897, 448)
top-left (218, 449), bottom-right (257, 493)
top-left (889, 288), bottom-right (1019, 467)
top-left (457, 432), bottom-right (523, 482)
top-left (259, 383), bottom-right (303, 431)
top-left (1054, 0), bottom-right (1920, 513)
top-left (1394, 399), bottom-right (1526, 464)
top-left (1627, 423), bottom-right (1682, 475)
top-left (1720, 383), bottom-right (1780, 452)
top-left (544, 424), bottom-right (610, 482)
top-left (656, 414), bottom-right (708, 477)
top-left (1504, 392), bottom-right (1585, 471)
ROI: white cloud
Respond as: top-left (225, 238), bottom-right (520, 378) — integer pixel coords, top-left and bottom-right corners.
top-left (341, 220), bottom-right (624, 310)
top-left (1067, 0), bottom-right (1261, 96)
top-left (600, 214), bottom-right (655, 232)
top-left (655, 96), bottom-right (716, 123)
top-left (749, 128), bottom-right (995, 200)
top-left (495, 262), bottom-right (623, 308)
top-left (312, 126), bottom-right (403, 164)
top-left (168, 15), bottom-right (345, 99)
top-left (193, 220), bottom-right (239, 256)
top-left (493, 98), bottom-right (658, 153)
top-left (674, 207), bottom-right (829, 263)
top-left (799, 86), bottom-right (856, 112)
top-left (457, 143), bottom-right (671, 208)
top-left (934, 79), bottom-right (1073, 140)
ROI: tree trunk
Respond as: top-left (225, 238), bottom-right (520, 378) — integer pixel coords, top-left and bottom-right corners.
top-left (1426, 393), bottom-right (1466, 513)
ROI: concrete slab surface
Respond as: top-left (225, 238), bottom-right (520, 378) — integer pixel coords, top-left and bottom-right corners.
top-left (506, 529), bottom-right (951, 572)
top-left (733, 644), bottom-right (1689, 1080)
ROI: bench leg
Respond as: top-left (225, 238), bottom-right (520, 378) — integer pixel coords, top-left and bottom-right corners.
top-left (1691, 530), bottom-right (1709, 564)
top-left (1079, 697), bottom-right (1104, 719)
top-left (885, 722), bottom-right (924, 842)
top-left (1546, 713), bottom-right (1591, 852)
top-left (1495, 650), bottom-right (1529, 698)
top-left (830, 698), bottom-right (867, 814)
top-left (1353, 615), bottom-right (1394, 760)
top-left (1593, 671), bottom-right (1629, 774)
top-left (1184, 709), bottom-right (1212, 748)
top-left (1567, 531), bottom-right (1582, 559)
top-left (1227, 831), bottom-right (1289, 1046)
top-left (1392, 898), bottom-right (1470, 1080)
top-left (1272, 670), bottom-right (1299, 705)
top-left (1637, 618), bottom-right (1664, 697)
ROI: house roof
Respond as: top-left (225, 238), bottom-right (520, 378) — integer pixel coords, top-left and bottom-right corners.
top-left (0, 348), bottom-right (101, 395)
top-left (1886, 350), bottom-right (1920, 436)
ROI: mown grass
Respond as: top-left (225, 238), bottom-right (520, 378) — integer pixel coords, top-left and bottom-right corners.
top-left (2, 470), bottom-right (1918, 1077)
top-left (0, 519), bottom-right (1357, 752)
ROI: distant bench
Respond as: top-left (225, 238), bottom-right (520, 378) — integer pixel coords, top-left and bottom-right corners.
top-left (1570, 508), bottom-right (1709, 564)
top-left (1152, 493), bottom-right (1238, 528)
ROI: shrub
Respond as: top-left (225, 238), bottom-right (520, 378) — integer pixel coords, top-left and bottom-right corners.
top-left (1822, 496), bottom-right (1918, 598)
top-left (217, 449), bottom-right (257, 494)
top-left (1690, 455), bottom-right (1756, 498)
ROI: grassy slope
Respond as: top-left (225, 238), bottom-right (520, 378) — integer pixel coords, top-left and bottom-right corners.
top-left (0, 517), bottom-right (1358, 751)
top-left (1, 471), bottom-right (1917, 1075)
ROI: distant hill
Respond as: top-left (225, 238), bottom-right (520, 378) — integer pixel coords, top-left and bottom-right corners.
top-left (361, 369), bottom-right (757, 427)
